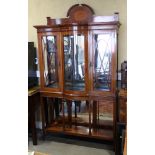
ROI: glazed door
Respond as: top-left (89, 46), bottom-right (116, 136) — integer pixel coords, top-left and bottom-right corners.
top-left (39, 33), bottom-right (62, 92)
top-left (62, 31), bottom-right (88, 95)
top-left (89, 30), bottom-right (117, 95)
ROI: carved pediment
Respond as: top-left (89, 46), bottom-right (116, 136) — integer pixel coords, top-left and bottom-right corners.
top-left (67, 4), bottom-right (94, 23)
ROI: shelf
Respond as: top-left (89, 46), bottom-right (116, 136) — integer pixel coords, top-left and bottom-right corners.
top-left (50, 115), bottom-right (113, 129)
top-left (45, 124), bottom-right (113, 141)
top-left (65, 125), bottom-right (89, 136)
top-left (91, 128), bottom-right (113, 141)
top-left (46, 125), bottom-right (63, 133)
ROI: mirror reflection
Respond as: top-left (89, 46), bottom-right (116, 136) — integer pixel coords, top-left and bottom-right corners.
top-left (42, 36), bottom-right (59, 88)
top-left (64, 34), bottom-right (85, 90)
top-left (93, 33), bottom-right (112, 91)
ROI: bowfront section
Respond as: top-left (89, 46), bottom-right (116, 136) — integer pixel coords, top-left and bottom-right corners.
top-left (34, 3), bottom-right (120, 146)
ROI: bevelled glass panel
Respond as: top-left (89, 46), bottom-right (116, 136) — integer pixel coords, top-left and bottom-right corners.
top-left (64, 34), bottom-right (85, 90)
top-left (93, 33), bottom-right (112, 91)
top-left (42, 36), bottom-right (59, 88)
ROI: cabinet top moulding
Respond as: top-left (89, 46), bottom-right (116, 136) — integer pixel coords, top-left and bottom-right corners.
top-left (34, 4), bottom-right (120, 29)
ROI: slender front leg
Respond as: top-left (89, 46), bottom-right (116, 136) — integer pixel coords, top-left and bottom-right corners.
top-left (62, 99), bottom-right (65, 131)
top-left (50, 98), bottom-right (54, 124)
top-left (88, 100), bottom-right (92, 135)
top-left (44, 98), bottom-right (49, 127)
top-left (97, 101), bottom-right (99, 125)
top-left (40, 95), bottom-right (46, 139)
top-left (93, 101), bottom-right (97, 129)
top-left (75, 101), bottom-right (77, 118)
top-left (67, 100), bottom-right (72, 128)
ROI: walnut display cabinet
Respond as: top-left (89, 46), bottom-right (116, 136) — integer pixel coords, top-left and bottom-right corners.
top-left (34, 4), bottom-right (120, 144)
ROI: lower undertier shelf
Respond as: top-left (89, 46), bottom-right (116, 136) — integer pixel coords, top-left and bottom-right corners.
top-left (45, 125), bottom-right (113, 141)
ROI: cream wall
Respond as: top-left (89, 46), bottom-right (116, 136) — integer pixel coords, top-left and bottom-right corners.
top-left (28, 0), bottom-right (127, 68)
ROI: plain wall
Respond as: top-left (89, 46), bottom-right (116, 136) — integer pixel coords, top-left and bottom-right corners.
top-left (28, 0), bottom-right (127, 69)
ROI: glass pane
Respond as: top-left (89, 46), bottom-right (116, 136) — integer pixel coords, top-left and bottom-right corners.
top-left (64, 100), bottom-right (90, 135)
top-left (90, 101), bottom-right (113, 139)
top-left (93, 33), bottom-right (112, 91)
top-left (42, 36), bottom-right (59, 88)
top-left (64, 34), bottom-right (85, 90)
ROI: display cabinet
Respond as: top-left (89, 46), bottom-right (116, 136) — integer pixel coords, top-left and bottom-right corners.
top-left (34, 4), bottom-right (120, 143)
